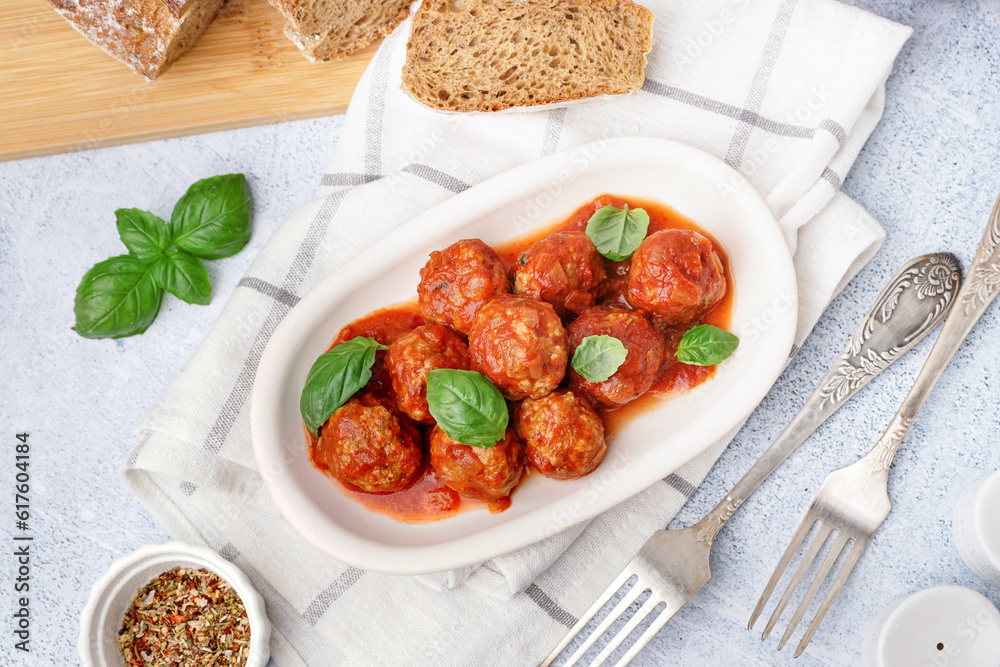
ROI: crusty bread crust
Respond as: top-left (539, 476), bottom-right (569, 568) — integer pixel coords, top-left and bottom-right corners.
top-left (403, 0), bottom-right (654, 112)
top-left (271, 0), bottom-right (415, 63)
top-left (48, 0), bottom-right (224, 80)
top-left (161, 0), bottom-right (192, 18)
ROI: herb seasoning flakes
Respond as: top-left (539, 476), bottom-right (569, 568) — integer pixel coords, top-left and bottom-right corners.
top-left (118, 566), bottom-right (250, 667)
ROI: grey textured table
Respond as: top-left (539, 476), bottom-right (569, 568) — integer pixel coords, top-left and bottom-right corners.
top-left (2, 1), bottom-right (999, 665)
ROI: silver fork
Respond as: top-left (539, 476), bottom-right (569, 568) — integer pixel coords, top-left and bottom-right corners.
top-left (750, 193), bottom-right (1000, 657)
top-left (539, 252), bottom-right (962, 667)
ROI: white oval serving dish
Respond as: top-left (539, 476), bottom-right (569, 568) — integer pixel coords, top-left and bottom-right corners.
top-left (79, 541), bottom-right (270, 667)
top-left (251, 136), bottom-right (797, 575)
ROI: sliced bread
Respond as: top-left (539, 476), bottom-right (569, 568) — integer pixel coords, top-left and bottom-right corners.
top-left (403, 0), bottom-right (654, 112)
top-left (270, 0), bottom-right (415, 63)
top-left (48, 0), bottom-right (224, 80)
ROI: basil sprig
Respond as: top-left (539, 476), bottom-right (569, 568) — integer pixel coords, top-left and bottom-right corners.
top-left (73, 174), bottom-right (253, 339)
top-left (585, 204), bottom-right (650, 261)
top-left (300, 336), bottom-right (388, 437)
top-left (426, 369), bottom-right (508, 447)
top-left (571, 335), bottom-right (628, 382)
top-left (675, 325), bottom-right (740, 366)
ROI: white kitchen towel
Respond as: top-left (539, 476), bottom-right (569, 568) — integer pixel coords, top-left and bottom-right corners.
top-left (122, 1), bottom-right (911, 665)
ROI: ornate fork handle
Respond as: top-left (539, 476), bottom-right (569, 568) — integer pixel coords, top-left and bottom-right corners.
top-left (863, 196), bottom-right (1000, 477)
top-left (693, 252), bottom-right (962, 544)
top-left (816, 253), bottom-right (959, 410)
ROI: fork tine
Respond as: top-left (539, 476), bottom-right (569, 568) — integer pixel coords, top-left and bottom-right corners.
top-left (607, 599), bottom-right (675, 667)
top-left (777, 532), bottom-right (850, 650)
top-left (793, 537), bottom-right (868, 658)
top-left (559, 578), bottom-right (649, 667)
top-left (539, 569), bottom-right (637, 667)
top-left (588, 593), bottom-right (661, 667)
top-left (761, 520), bottom-right (832, 640)
top-left (748, 516), bottom-right (820, 630)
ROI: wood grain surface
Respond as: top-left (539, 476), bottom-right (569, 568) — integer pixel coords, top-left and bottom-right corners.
top-left (0, 0), bottom-right (377, 162)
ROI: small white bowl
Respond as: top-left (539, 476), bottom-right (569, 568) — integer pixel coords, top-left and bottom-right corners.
top-left (79, 541), bottom-right (270, 667)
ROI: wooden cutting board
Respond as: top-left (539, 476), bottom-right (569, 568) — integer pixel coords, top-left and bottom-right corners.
top-left (0, 0), bottom-right (378, 162)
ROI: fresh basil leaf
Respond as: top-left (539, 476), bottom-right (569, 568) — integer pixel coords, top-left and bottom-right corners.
top-left (300, 336), bottom-right (388, 436)
top-left (572, 335), bottom-right (629, 382)
top-left (170, 174), bottom-right (253, 260)
top-left (675, 324), bottom-right (739, 366)
top-left (73, 255), bottom-right (163, 339)
top-left (426, 369), bottom-right (508, 447)
top-left (115, 208), bottom-right (171, 264)
top-left (585, 204), bottom-right (650, 261)
top-left (151, 248), bottom-right (212, 306)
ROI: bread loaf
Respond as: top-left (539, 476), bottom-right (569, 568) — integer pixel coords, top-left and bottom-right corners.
top-left (403, 0), bottom-right (654, 112)
top-left (271, 0), bottom-right (415, 62)
top-left (48, 0), bottom-right (224, 80)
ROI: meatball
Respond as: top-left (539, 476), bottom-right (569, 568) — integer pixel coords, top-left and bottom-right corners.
top-left (313, 393), bottom-right (422, 493)
top-left (386, 324), bottom-right (470, 423)
top-left (469, 294), bottom-right (569, 400)
top-left (429, 427), bottom-right (525, 502)
top-left (627, 229), bottom-right (727, 325)
top-left (512, 231), bottom-right (606, 317)
top-left (514, 391), bottom-right (606, 480)
top-left (417, 239), bottom-right (509, 334)
top-left (567, 306), bottom-right (665, 406)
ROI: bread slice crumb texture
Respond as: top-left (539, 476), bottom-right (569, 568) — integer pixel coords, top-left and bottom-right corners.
top-left (403, 0), bottom-right (654, 112)
top-left (271, 0), bottom-right (415, 62)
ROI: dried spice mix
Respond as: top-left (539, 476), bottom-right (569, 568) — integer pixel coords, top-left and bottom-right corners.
top-left (118, 566), bottom-right (250, 667)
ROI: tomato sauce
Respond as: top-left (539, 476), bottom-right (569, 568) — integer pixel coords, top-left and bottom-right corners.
top-left (330, 464), bottom-right (513, 520)
top-left (306, 194), bottom-right (733, 523)
top-left (306, 426), bottom-right (512, 521)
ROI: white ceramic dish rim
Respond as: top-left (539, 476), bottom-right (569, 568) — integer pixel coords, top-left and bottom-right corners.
top-left (251, 136), bottom-right (798, 575)
top-left (78, 541), bottom-right (270, 667)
